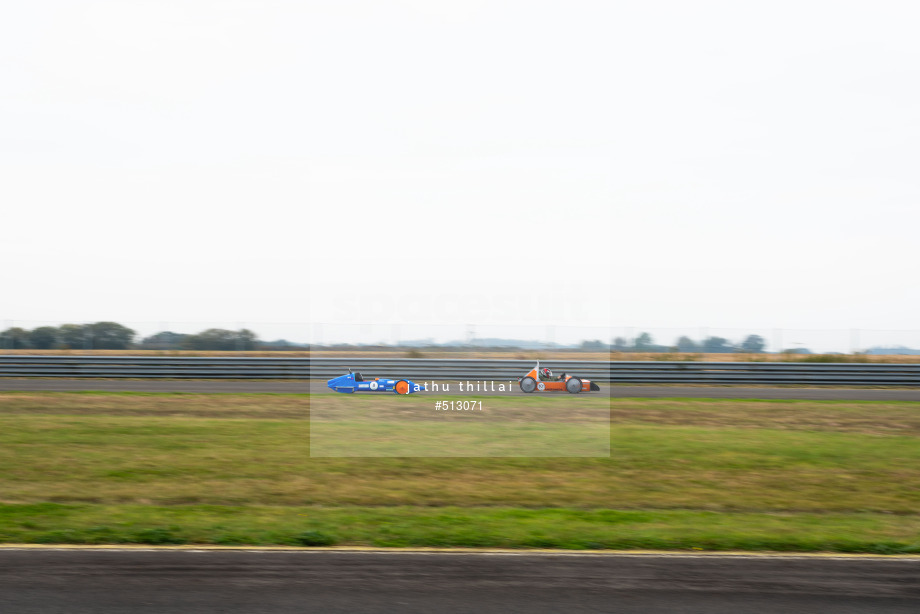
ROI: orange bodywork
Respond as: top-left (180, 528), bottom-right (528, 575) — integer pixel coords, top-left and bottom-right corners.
top-left (522, 366), bottom-right (595, 392)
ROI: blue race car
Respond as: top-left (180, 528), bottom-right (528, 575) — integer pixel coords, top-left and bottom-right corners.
top-left (327, 370), bottom-right (424, 395)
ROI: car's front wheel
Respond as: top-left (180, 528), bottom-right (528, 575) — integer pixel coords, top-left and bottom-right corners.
top-left (520, 376), bottom-right (537, 393)
top-left (565, 377), bottom-right (582, 394)
top-left (394, 380), bottom-right (410, 395)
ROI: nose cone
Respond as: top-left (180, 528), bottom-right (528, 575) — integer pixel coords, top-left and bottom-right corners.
top-left (326, 374), bottom-right (354, 392)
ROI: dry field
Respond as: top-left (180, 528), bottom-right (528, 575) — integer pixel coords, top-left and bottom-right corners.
top-left (2, 391), bottom-right (920, 551)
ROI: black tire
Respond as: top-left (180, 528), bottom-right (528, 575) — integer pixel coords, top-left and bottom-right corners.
top-left (520, 376), bottom-right (537, 393)
top-left (566, 377), bottom-right (582, 394)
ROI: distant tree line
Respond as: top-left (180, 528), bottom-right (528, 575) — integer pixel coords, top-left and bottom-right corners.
top-left (6, 325), bottom-right (912, 355)
top-left (138, 329), bottom-right (260, 351)
top-left (611, 333), bottom-right (770, 353)
top-left (0, 323), bottom-right (272, 351)
top-left (0, 322), bottom-right (136, 350)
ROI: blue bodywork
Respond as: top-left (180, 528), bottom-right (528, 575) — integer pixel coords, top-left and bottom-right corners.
top-left (327, 371), bottom-right (424, 394)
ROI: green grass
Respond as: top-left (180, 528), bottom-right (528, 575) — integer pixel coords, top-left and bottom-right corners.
top-left (1, 392), bottom-right (919, 551)
top-left (1, 503), bottom-right (919, 553)
top-left (2, 412), bottom-right (918, 511)
top-left (310, 421), bottom-right (610, 457)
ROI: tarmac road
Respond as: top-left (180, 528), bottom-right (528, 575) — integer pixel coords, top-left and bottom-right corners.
top-left (0, 549), bottom-right (918, 614)
top-left (1, 378), bottom-right (920, 400)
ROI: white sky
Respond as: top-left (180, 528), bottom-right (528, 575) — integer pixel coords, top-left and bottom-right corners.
top-left (2, 1), bottom-right (918, 346)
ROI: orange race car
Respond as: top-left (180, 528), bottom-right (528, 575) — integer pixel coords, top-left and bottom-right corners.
top-left (518, 362), bottom-right (601, 394)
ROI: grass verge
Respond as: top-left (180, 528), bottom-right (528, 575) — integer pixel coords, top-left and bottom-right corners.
top-left (2, 503), bottom-right (920, 553)
top-left (1, 392), bottom-right (919, 552)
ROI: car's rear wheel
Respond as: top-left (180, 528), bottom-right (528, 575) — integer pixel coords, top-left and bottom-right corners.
top-left (520, 376), bottom-right (537, 393)
top-left (394, 380), bottom-right (410, 395)
top-left (566, 377), bottom-right (582, 394)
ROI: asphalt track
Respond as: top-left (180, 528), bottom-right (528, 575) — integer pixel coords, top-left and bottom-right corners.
top-left (2, 378), bottom-right (920, 400)
top-left (1, 549), bottom-right (918, 613)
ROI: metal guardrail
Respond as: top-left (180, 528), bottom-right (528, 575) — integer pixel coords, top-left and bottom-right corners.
top-left (605, 362), bottom-right (920, 386)
top-left (0, 357), bottom-right (607, 381)
top-left (0, 356), bottom-right (919, 385)
top-left (309, 359), bottom-right (611, 381)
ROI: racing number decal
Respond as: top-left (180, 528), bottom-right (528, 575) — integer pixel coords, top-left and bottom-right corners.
top-left (537, 382), bottom-right (545, 391)
top-left (370, 381), bottom-right (379, 390)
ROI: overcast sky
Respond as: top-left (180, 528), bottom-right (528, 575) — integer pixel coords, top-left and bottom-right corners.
top-left (2, 1), bottom-right (918, 345)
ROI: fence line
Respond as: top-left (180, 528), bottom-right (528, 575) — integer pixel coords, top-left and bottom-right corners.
top-left (1, 356), bottom-right (919, 385)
